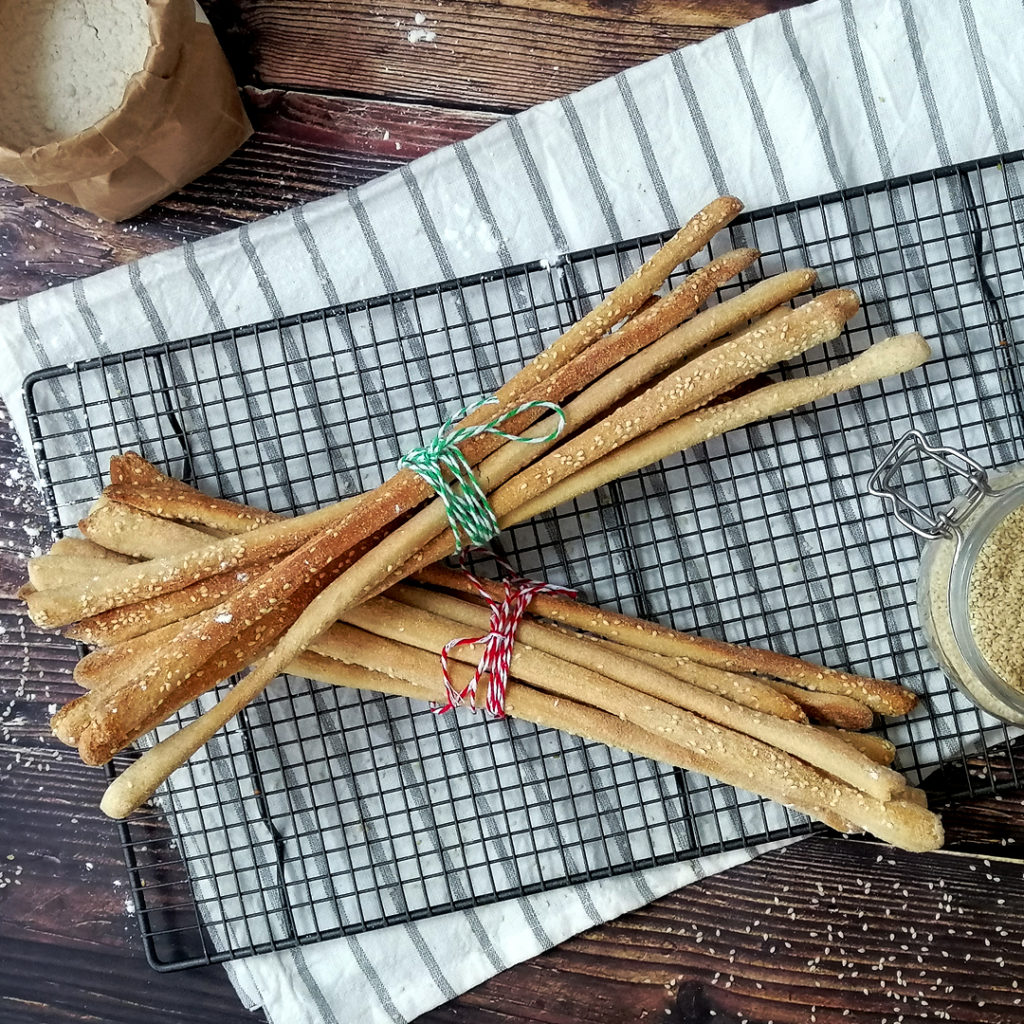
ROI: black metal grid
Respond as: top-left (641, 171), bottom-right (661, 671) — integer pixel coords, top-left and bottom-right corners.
top-left (23, 151), bottom-right (1024, 971)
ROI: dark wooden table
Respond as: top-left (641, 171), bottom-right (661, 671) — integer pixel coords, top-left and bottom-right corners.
top-left (3, 3), bottom-right (1024, 1023)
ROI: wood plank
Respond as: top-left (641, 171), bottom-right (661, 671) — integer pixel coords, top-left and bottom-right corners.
top-left (424, 835), bottom-right (1024, 1024)
top-left (0, 90), bottom-right (498, 301)
top-left (200, 0), bottom-right (811, 111)
top-left (3, 395), bottom-right (1024, 1022)
top-left (0, 429), bottom-right (257, 1023)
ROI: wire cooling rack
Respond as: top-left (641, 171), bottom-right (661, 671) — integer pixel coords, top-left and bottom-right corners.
top-left (24, 151), bottom-right (1024, 970)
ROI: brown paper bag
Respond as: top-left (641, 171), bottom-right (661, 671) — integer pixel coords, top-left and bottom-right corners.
top-left (0, 0), bottom-right (252, 222)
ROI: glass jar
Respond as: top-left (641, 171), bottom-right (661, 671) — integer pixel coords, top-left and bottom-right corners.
top-left (870, 431), bottom-right (1024, 725)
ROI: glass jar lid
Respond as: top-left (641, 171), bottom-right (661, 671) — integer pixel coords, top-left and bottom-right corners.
top-left (870, 431), bottom-right (1024, 724)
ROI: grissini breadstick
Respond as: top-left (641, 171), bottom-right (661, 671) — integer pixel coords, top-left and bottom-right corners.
top-left (103, 485), bottom-right (278, 534)
top-left (463, 269), bottom-right (814, 500)
top-left (484, 290), bottom-right (860, 527)
top-left (50, 698), bottom-right (98, 745)
top-left (511, 247), bottom-right (761, 416)
top-left (49, 537), bottom-right (135, 563)
top-left (589, 638), bottom-right (807, 722)
top-left (109, 451), bottom-right (179, 487)
top-left (298, 630), bottom-right (873, 829)
top-left (108, 452), bottom-right (279, 530)
top-left (205, 632), bottom-right (940, 851)
top-left (294, 644), bottom-right (939, 853)
top-left (414, 563), bottom-right (916, 716)
top-left (768, 679), bottom-right (875, 730)
top-left (383, 588), bottom-right (908, 803)
top-left (582, 269), bottom-right (816, 389)
top-left (65, 560), bottom-right (273, 647)
top-left (23, 501), bottom-right (348, 628)
top-left (825, 729), bottom-right (896, 766)
top-left (633, 269), bottom-right (816, 366)
top-left (377, 290), bottom-right (861, 587)
top-left (110, 284), bottom-right (899, 805)
top-left (110, 639), bottom-right (858, 836)
top-left (96, 270), bottom-right (828, 743)
top-left (74, 565), bottom-right (335, 766)
top-left (80, 499), bottom-right (217, 559)
top-left (96, 601), bottom-right (941, 850)
top-left (72, 616), bottom-right (193, 689)
top-left (27, 207), bottom-right (741, 630)
top-left (508, 333), bottom-right (932, 527)
top-left (27, 555), bottom-right (126, 591)
top-left (72, 517), bottom-right (393, 766)
top-left (390, 580), bottom-right (811, 716)
top-left (177, 624), bottom-right (872, 838)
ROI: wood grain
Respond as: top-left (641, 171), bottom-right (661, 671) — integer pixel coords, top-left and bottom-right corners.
top-left (0, 90), bottom-right (497, 300)
top-left (421, 836), bottom-right (1024, 1024)
top-left (1, 2), bottom-right (1023, 1022)
top-left (200, 0), bottom-right (810, 111)
top-left (4, 379), bottom-right (1024, 1024)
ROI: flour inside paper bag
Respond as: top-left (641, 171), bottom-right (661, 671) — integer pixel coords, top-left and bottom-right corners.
top-left (0, 0), bottom-right (151, 151)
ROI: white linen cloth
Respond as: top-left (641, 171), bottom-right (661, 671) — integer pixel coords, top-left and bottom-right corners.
top-left (2, 0), bottom-right (1024, 1021)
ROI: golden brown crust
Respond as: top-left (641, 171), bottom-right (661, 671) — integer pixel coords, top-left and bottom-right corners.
top-left (508, 334), bottom-right (931, 529)
top-left (73, 616), bottom-right (193, 688)
top-left (64, 561), bottom-right (269, 647)
top-left (49, 537), bottom-right (136, 563)
top-left (27, 555), bottom-right (122, 591)
top-left (104, 483), bottom-right (279, 534)
top-left (300, 619), bottom-right (938, 848)
top-left (823, 728), bottom-right (896, 766)
top-left (385, 586), bottom-right (908, 803)
top-left (485, 290), bottom-right (860, 528)
top-left (769, 679), bottom-right (875, 730)
top-left (415, 564), bottom-right (915, 716)
top-left (510, 247), bottom-right (760, 417)
top-left (79, 499), bottom-right (212, 559)
top-left (107, 452), bottom-right (280, 532)
top-left (50, 696), bottom-right (97, 746)
top-left (24, 502), bottom-right (346, 628)
top-left (595, 640), bottom-right (808, 722)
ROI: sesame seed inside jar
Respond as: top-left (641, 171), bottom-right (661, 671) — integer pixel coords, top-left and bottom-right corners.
top-left (967, 502), bottom-right (1024, 689)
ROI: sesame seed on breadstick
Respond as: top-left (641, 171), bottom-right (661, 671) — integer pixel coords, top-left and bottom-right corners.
top-left (768, 679), bottom-right (875, 730)
top-left (413, 564), bottom-right (916, 718)
top-left (625, 269), bottom-right (817, 366)
top-left (103, 484), bottom-right (278, 534)
top-left (385, 586), bottom-right (908, 804)
top-left (49, 536), bottom-right (135, 563)
top-left (383, 291), bottom-right (861, 589)
top-left (72, 615), bottom-right (193, 690)
top-left (293, 633), bottom-right (934, 848)
top-left (587, 638), bottom-right (808, 722)
top-left (23, 500), bottom-right (348, 629)
top-left (50, 696), bottom-right (96, 746)
top-left (65, 560), bottom-right (272, 647)
top-left (485, 290), bottom-right (860, 522)
top-left (80, 499), bottom-right (215, 559)
top-left (824, 729), bottom-right (896, 766)
top-left (507, 247), bottom-right (760, 418)
top-left (30, 204), bottom-right (741, 632)
top-left (293, 635), bottom-right (861, 836)
top-left (508, 333), bottom-right (931, 528)
top-left (27, 555), bottom-right (125, 591)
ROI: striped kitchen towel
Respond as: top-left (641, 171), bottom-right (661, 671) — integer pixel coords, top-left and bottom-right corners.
top-left (3, 0), bottom-right (1024, 1022)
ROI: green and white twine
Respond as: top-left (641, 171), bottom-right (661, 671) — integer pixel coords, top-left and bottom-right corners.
top-left (398, 396), bottom-right (566, 550)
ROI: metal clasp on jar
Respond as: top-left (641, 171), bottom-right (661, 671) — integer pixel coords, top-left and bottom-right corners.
top-left (868, 429), bottom-right (993, 542)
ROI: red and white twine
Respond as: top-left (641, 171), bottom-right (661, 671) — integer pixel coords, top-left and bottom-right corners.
top-left (436, 566), bottom-right (576, 718)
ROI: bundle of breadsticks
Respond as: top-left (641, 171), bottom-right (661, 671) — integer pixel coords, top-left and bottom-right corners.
top-left (22, 196), bottom-right (943, 851)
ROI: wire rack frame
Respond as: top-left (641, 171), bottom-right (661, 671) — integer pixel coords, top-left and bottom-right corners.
top-left (23, 150), bottom-right (1024, 971)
